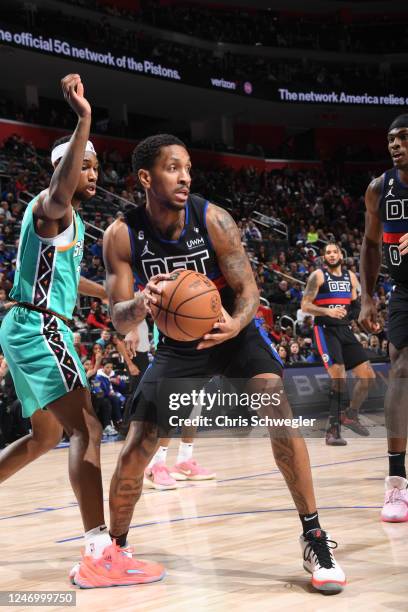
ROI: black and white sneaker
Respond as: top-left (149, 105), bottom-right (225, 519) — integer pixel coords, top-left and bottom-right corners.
top-left (300, 528), bottom-right (346, 593)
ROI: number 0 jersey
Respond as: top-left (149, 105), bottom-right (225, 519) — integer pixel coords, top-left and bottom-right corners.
top-left (381, 168), bottom-right (408, 285)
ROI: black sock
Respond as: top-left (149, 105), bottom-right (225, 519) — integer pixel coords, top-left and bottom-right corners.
top-left (328, 389), bottom-right (340, 427)
top-left (388, 451), bottom-right (406, 478)
top-left (300, 511), bottom-right (321, 535)
top-left (110, 531), bottom-right (128, 548)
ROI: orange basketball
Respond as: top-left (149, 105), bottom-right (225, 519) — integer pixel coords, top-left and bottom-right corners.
top-left (150, 269), bottom-right (222, 341)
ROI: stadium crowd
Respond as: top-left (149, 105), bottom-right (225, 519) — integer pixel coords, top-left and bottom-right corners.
top-left (0, 132), bottom-right (390, 446)
top-left (62, 0), bottom-right (408, 55)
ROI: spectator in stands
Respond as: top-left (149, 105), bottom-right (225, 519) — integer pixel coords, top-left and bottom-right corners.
top-left (269, 280), bottom-right (291, 305)
top-left (83, 357), bottom-right (117, 436)
top-left (91, 343), bottom-right (104, 367)
top-left (368, 335), bottom-right (381, 355)
top-left (380, 339), bottom-right (389, 357)
top-left (96, 329), bottom-right (112, 349)
top-left (73, 332), bottom-right (88, 360)
top-left (0, 271), bottom-right (12, 294)
top-left (89, 237), bottom-right (103, 258)
top-left (288, 341), bottom-right (305, 364)
top-left (245, 220), bottom-right (262, 242)
top-left (87, 255), bottom-right (103, 279)
top-left (256, 297), bottom-right (273, 331)
top-left (0, 201), bottom-right (13, 221)
top-left (278, 345), bottom-right (288, 364)
top-left (94, 359), bottom-right (124, 429)
top-left (290, 281), bottom-right (303, 305)
top-left (298, 315), bottom-right (314, 338)
top-left (306, 225), bottom-right (319, 244)
top-left (87, 300), bottom-right (111, 330)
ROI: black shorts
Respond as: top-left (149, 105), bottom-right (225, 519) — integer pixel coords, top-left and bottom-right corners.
top-left (130, 319), bottom-right (283, 433)
top-left (313, 323), bottom-right (368, 371)
top-left (388, 285), bottom-right (408, 350)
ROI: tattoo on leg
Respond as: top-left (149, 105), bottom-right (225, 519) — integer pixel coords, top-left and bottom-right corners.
top-left (111, 476), bottom-right (143, 535)
top-left (271, 437), bottom-right (310, 515)
top-left (110, 423), bottom-right (160, 536)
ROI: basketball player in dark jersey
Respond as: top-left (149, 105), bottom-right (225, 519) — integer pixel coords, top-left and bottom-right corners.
top-left (302, 243), bottom-right (375, 445)
top-left (360, 114), bottom-right (408, 522)
top-left (103, 134), bottom-right (346, 593)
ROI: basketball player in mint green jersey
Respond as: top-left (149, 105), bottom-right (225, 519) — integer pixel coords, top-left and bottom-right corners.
top-left (0, 74), bottom-right (161, 588)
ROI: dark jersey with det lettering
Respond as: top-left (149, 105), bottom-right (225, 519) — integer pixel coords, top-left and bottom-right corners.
top-left (313, 268), bottom-right (352, 327)
top-left (124, 194), bottom-right (284, 431)
top-left (381, 168), bottom-right (408, 286)
top-left (312, 268), bottom-right (366, 370)
top-left (125, 194), bottom-right (236, 319)
top-left (380, 169), bottom-right (408, 349)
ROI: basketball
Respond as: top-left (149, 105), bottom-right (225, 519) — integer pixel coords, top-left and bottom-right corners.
top-left (150, 269), bottom-right (222, 341)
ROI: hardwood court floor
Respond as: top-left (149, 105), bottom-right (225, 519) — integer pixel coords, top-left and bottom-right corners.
top-left (1, 435), bottom-right (407, 611)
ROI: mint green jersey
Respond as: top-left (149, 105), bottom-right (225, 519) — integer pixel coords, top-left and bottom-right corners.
top-left (10, 195), bottom-right (85, 319)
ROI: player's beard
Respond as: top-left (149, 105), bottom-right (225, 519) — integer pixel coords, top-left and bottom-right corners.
top-left (163, 199), bottom-right (186, 212)
top-left (325, 258), bottom-right (341, 270)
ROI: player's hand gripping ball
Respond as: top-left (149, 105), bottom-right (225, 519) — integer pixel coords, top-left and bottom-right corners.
top-left (150, 269), bottom-right (221, 341)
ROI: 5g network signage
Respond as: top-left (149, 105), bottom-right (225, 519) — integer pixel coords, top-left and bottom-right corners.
top-left (1, 26), bottom-right (405, 106)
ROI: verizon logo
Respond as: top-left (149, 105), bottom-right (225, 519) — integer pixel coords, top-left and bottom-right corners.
top-left (210, 78), bottom-right (236, 90)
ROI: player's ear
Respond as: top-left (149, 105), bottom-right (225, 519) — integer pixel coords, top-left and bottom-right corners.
top-left (138, 169), bottom-right (151, 189)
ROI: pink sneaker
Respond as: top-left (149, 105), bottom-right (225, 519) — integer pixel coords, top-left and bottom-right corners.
top-left (144, 462), bottom-right (177, 490)
top-left (381, 476), bottom-right (408, 522)
top-left (72, 541), bottom-right (165, 588)
top-left (69, 544), bottom-right (131, 584)
top-left (170, 459), bottom-right (216, 481)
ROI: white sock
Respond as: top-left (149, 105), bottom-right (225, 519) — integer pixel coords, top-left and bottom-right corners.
top-left (84, 525), bottom-right (112, 559)
top-left (177, 442), bottom-right (193, 464)
top-left (148, 446), bottom-right (168, 468)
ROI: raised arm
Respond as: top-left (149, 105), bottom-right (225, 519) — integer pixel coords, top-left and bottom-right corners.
top-left (35, 74), bottom-right (91, 221)
top-left (301, 269), bottom-right (346, 320)
top-left (359, 176), bottom-right (383, 332)
top-left (103, 220), bottom-right (146, 335)
top-left (197, 204), bottom-right (259, 349)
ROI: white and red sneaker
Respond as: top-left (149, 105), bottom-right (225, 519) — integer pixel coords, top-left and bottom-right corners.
top-left (300, 528), bottom-right (346, 593)
top-left (144, 462), bottom-right (177, 490)
top-left (170, 459), bottom-right (216, 481)
top-left (381, 476), bottom-right (408, 522)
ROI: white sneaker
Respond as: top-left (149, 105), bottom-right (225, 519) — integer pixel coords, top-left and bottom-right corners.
top-left (381, 476), bottom-right (408, 522)
top-left (103, 424), bottom-right (118, 436)
top-left (300, 528), bottom-right (346, 593)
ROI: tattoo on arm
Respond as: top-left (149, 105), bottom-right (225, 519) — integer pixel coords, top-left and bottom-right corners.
top-left (211, 206), bottom-right (259, 328)
top-left (301, 272), bottom-right (328, 317)
top-left (112, 296), bottom-right (146, 333)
